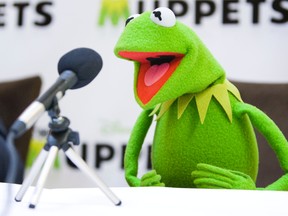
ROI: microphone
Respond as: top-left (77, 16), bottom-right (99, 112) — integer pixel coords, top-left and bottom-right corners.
top-left (9, 47), bottom-right (102, 138)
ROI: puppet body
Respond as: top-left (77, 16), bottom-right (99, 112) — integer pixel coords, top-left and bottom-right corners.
top-left (152, 95), bottom-right (258, 188)
top-left (114, 7), bottom-right (288, 190)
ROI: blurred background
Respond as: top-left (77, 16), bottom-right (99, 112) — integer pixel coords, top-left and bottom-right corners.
top-left (0, 0), bottom-right (287, 187)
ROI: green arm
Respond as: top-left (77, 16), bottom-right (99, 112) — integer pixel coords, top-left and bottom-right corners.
top-left (193, 101), bottom-right (288, 190)
top-left (124, 109), bottom-right (153, 186)
top-left (234, 102), bottom-right (288, 190)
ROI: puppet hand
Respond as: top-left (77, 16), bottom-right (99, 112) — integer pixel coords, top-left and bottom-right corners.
top-left (192, 163), bottom-right (256, 190)
top-left (140, 170), bottom-right (165, 187)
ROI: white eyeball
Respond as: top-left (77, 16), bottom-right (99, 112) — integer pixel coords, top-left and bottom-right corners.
top-left (125, 14), bottom-right (140, 26)
top-left (150, 7), bottom-right (176, 27)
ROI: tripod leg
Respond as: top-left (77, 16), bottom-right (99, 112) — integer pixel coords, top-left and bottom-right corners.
top-left (65, 147), bottom-right (121, 206)
top-left (29, 145), bottom-right (59, 209)
top-left (15, 148), bottom-right (49, 202)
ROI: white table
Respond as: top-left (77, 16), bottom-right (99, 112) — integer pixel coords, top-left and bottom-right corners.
top-left (1, 183), bottom-right (287, 216)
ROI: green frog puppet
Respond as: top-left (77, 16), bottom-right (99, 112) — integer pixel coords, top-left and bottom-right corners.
top-left (114, 7), bottom-right (288, 190)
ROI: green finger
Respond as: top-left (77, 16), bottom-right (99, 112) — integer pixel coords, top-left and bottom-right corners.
top-left (141, 174), bottom-right (162, 186)
top-left (230, 170), bottom-right (251, 179)
top-left (194, 177), bottom-right (232, 189)
top-left (196, 163), bottom-right (237, 180)
top-left (195, 184), bottom-right (225, 189)
top-left (141, 170), bottom-right (157, 181)
top-left (192, 170), bottom-right (234, 185)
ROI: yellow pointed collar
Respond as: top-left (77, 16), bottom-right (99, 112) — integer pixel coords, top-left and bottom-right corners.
top-left (149, 80), bottom-right (242, 124)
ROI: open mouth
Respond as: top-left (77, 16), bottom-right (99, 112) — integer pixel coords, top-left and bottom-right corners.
top-left (118, 51), bottom-right (184, 105)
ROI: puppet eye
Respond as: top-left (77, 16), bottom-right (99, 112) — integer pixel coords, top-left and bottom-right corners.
top-left (125, 14), bottom-right (140, 26)
top-left (150, 7), bottom-right (176, 27)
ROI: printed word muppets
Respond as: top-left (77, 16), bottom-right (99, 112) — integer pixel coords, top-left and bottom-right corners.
top-left (0, 1), bottom-right (53, 27)
top-left (138, 0), bottom-right (288, 25)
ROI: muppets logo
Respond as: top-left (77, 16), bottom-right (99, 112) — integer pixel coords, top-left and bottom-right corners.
top-left (98, 0), bottom-right (130, 26)
top-left (98, 0), bottom-right (288, 26)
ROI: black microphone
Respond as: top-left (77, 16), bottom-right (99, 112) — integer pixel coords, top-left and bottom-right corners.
top-left (9, 47), bottom-right (102, 138)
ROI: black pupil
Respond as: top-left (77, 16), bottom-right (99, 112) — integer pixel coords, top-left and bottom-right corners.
top-left (153, 11), bottom-right (162, 21)
top-left (125, 17), bottom-right (134, 26)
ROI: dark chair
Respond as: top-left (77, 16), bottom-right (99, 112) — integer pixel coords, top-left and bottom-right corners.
top-left (0, 76), bottom-right (41, 183)
top-left (232, 81), bottom-right (288, 187)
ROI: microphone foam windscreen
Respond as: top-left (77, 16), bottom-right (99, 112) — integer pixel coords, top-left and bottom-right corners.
top-left (58, 48), bottom-right (103, 89)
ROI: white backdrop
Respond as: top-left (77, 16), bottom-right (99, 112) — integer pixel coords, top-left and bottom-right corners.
top-left (0, 0), bottom-right (287, 187)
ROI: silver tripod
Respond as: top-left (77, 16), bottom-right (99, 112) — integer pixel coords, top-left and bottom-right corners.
top-left (14, 100), bottom-right (121, 208)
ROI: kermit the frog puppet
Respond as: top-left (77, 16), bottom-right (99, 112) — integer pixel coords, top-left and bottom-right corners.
top-left (114, 7), bottom-right (288, 190)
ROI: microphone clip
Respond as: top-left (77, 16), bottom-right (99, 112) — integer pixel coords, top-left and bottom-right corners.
top-left (47, 97), bottom-right (80, 146)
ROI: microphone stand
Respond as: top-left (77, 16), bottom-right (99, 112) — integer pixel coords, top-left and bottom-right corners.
top-left (14, 98), bottom-right (121, 208)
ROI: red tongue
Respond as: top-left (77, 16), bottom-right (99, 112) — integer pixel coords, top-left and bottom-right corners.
top-left (117, 51), bottom-right (184, 105)
top-left (144, 63), bottom-right (170, 86)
